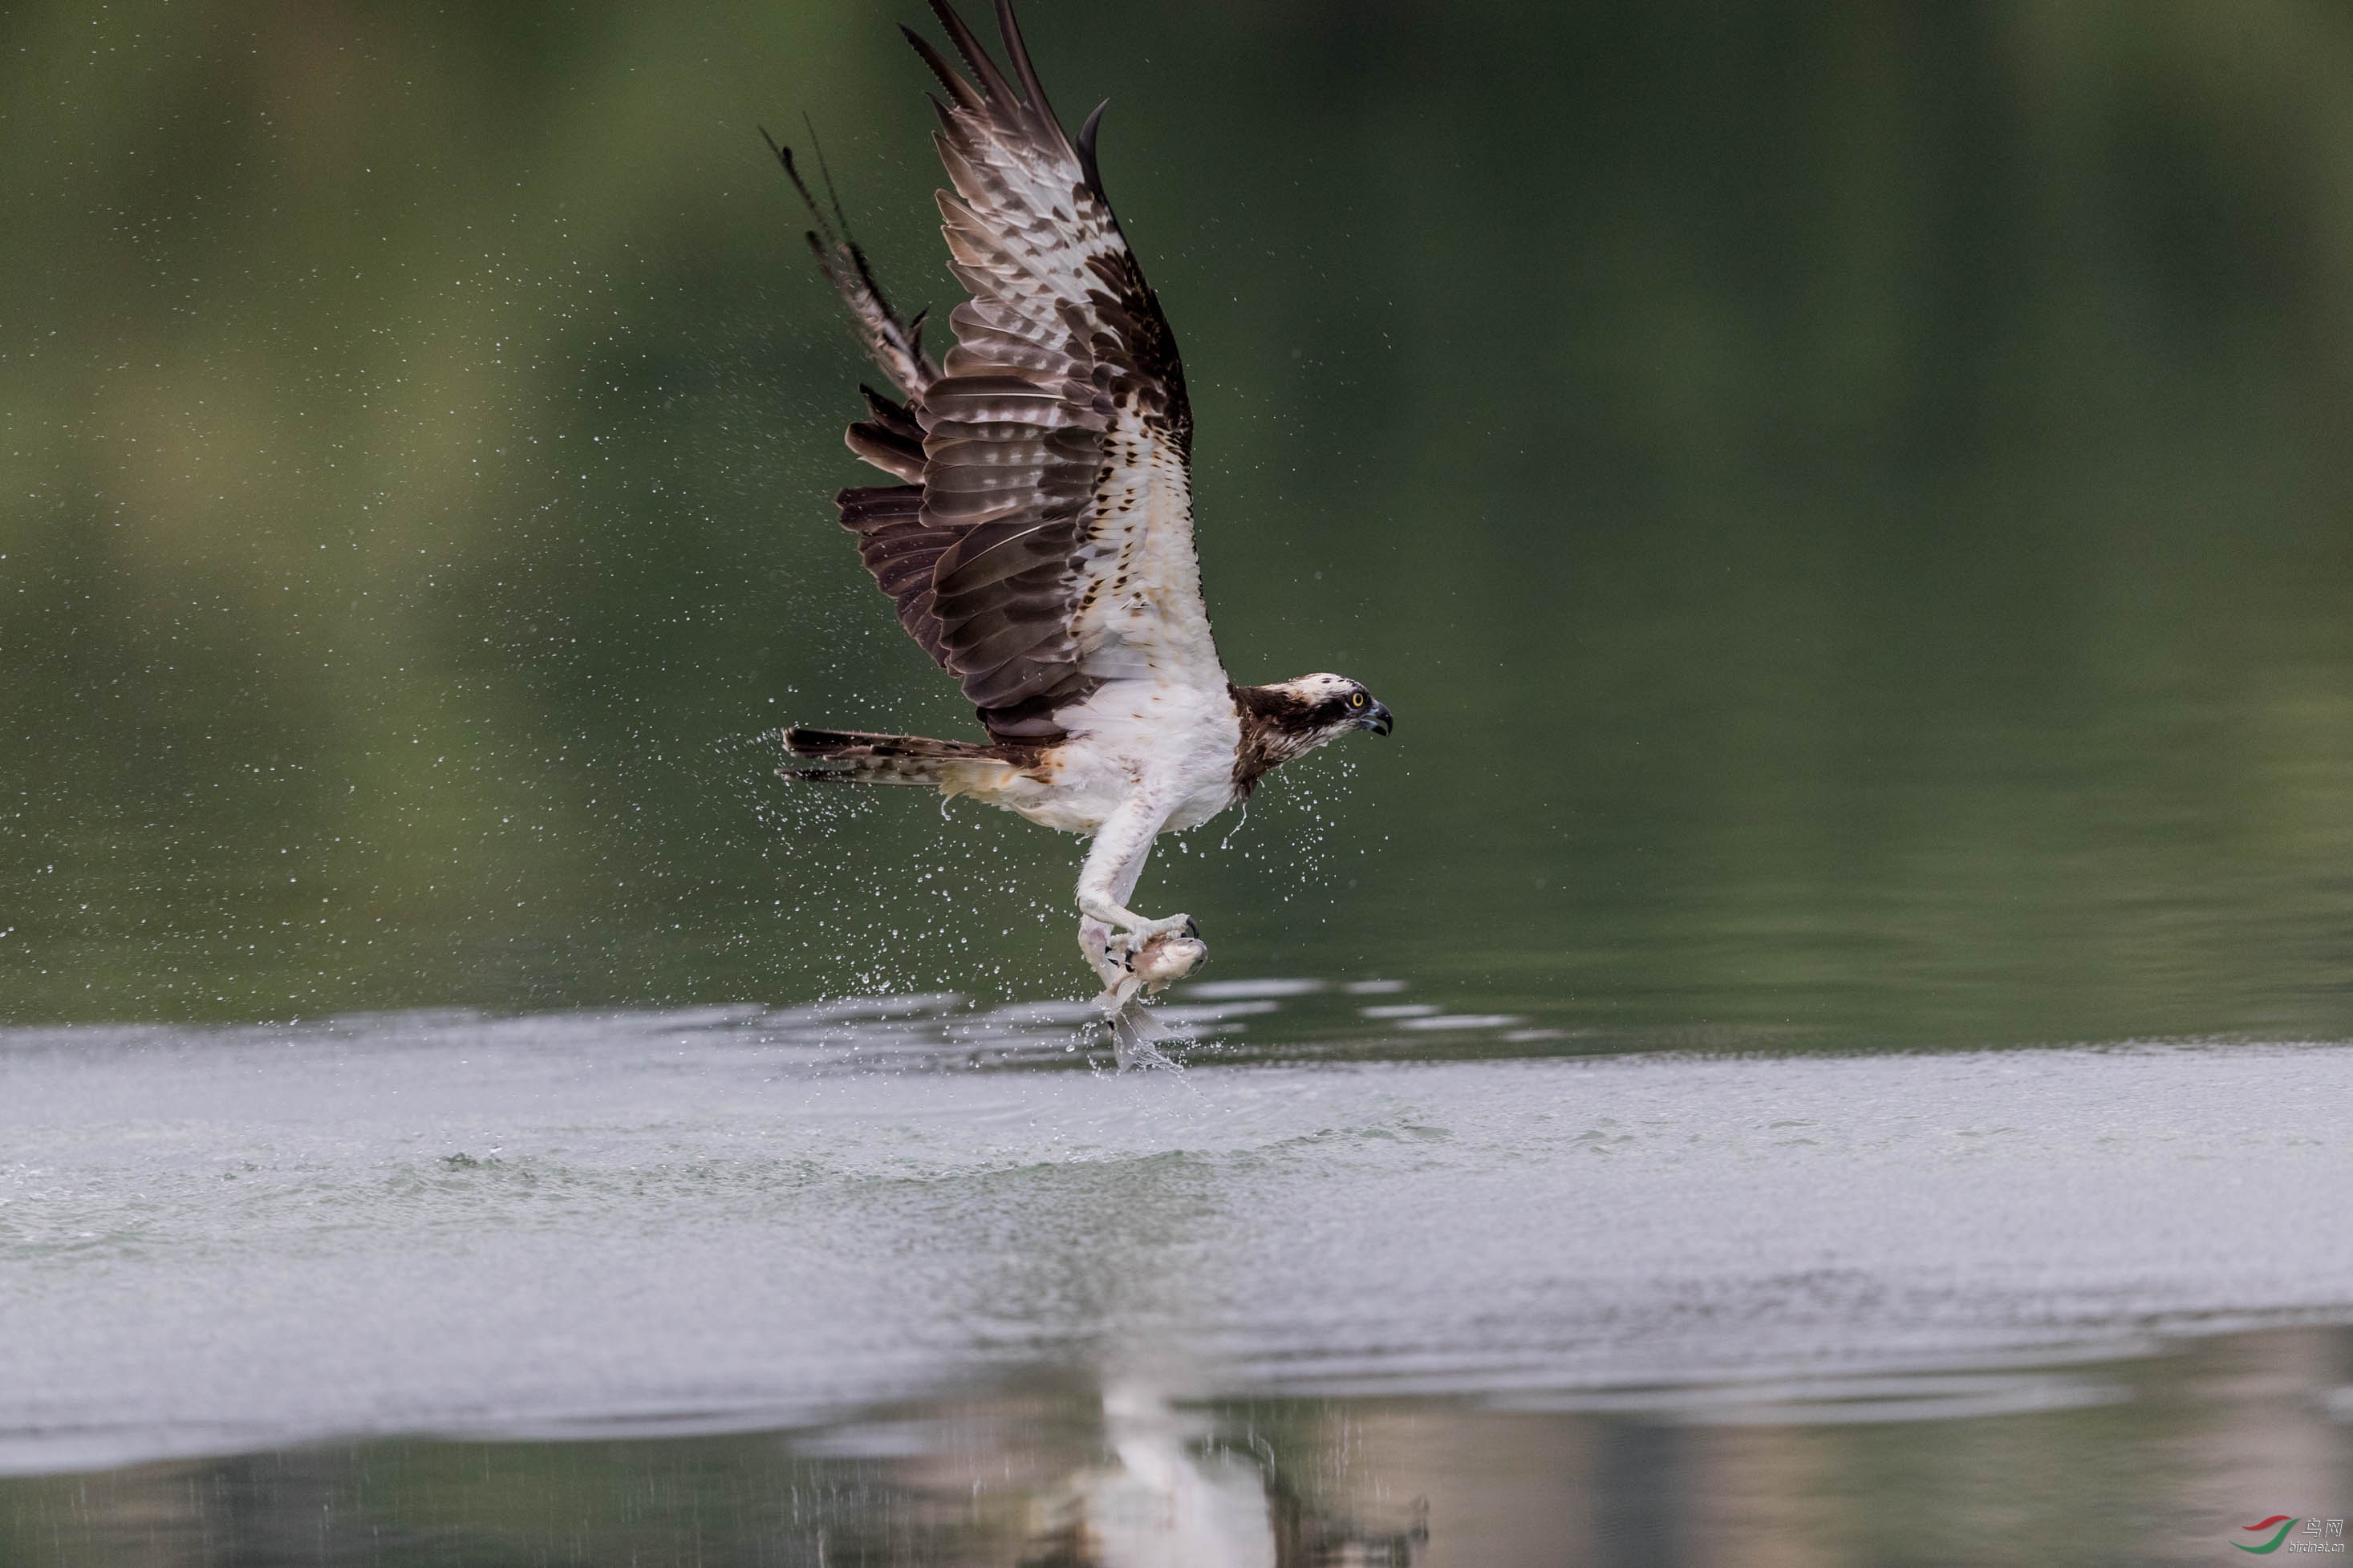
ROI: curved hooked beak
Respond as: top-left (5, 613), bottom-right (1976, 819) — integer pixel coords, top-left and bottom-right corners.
top-left (1357, 700), bottom-right (1394, 736)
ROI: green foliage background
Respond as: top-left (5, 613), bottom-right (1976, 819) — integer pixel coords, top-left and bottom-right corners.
top-left (6, 0), bottom-right (2353, 1047)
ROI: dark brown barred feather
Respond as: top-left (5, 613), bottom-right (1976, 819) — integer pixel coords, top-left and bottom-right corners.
top-left (834, 485), bottom-right (953, 666)
top-left (974, 685), bottom-right (1092, 739)
top-left (860, 384), bottom-right (923, 439)
top-left (845, 420), bottom-right (924, 482)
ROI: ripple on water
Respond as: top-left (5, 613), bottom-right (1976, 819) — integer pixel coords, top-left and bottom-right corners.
top-left (2, 1007), bottom-right (2351, 1475)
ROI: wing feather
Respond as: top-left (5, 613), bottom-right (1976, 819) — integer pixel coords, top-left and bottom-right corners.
top-left (809, 2), bottom-right (1223, 738)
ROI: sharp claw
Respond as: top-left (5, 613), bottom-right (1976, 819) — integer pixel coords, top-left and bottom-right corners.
top-left (1183, 917), bottom-right (1201, 940)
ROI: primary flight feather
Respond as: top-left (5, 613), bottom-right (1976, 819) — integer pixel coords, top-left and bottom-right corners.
top-left (775, 0), bottom-right (1391, 1041)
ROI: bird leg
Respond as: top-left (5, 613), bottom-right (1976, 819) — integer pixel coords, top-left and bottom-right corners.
top-left (1074, 804), bottom-right (1211, 1058)
top-left (1078, 918), bottom-right (1122, 989)
top-left (1074, 796), bottom-right (1201, 997)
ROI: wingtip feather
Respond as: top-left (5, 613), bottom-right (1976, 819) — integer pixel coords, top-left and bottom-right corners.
top-left (927, 0), bottom-right (1016, 104)
top-left (901, 22), bottom-right (978, 110)
top-left (994, 0), bottom-right (1049, 112)
top-left (1077, 98), bottom-right (1110, 198)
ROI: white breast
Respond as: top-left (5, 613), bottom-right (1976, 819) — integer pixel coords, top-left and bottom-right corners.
top-left (991, 675), bottom-right (1239, 836)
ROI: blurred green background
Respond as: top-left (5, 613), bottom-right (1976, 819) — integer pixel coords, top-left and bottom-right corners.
top-left (5, 0), bottom-right (2352, 1047)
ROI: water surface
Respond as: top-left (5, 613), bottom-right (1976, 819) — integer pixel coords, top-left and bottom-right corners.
top-left (6, 1007), bottom-right (2351, 1562)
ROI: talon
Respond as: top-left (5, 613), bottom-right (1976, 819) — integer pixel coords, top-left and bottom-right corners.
top-left (1183, 917), bottom-right (1201, 940)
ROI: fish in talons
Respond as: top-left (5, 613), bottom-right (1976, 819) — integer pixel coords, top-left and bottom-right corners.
top-left (1092, 922), bottom-right (1208, 1068)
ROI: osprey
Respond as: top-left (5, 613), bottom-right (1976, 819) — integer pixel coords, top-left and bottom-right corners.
top-left (775, 0), bottom-right (1392, 1033)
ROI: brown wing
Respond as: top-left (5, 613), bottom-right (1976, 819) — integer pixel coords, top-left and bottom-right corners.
top-left (798, 0), bottom-right (1219, 740)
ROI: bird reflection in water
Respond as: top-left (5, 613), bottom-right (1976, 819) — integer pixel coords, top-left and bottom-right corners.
top-left (1016, 1385), bottom-right (1423, 1568)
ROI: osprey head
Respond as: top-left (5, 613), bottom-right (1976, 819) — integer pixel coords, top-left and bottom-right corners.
top-left (1287, 672), bottom-right (1391, 739)
top-left (1235, 672), bottom-right (1392, 755)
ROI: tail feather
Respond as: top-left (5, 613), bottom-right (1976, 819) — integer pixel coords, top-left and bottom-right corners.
top-left (778, 726), bottom-right (1024, 787)
top-left (779, 757), bottom-right (950, 786)
top-left (783, 726), bottom-right (1000, 760)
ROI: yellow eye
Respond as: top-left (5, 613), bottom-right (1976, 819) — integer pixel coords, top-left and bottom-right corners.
top-left (1349, 692), bottom-right (1366, 707)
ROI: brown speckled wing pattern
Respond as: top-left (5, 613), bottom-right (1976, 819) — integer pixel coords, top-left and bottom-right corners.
top-left (827, 1), bottom-right (1211, 741)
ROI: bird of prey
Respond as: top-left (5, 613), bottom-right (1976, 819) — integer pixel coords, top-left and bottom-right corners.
top-left (773, 0), bottom-right (1391, 1046)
